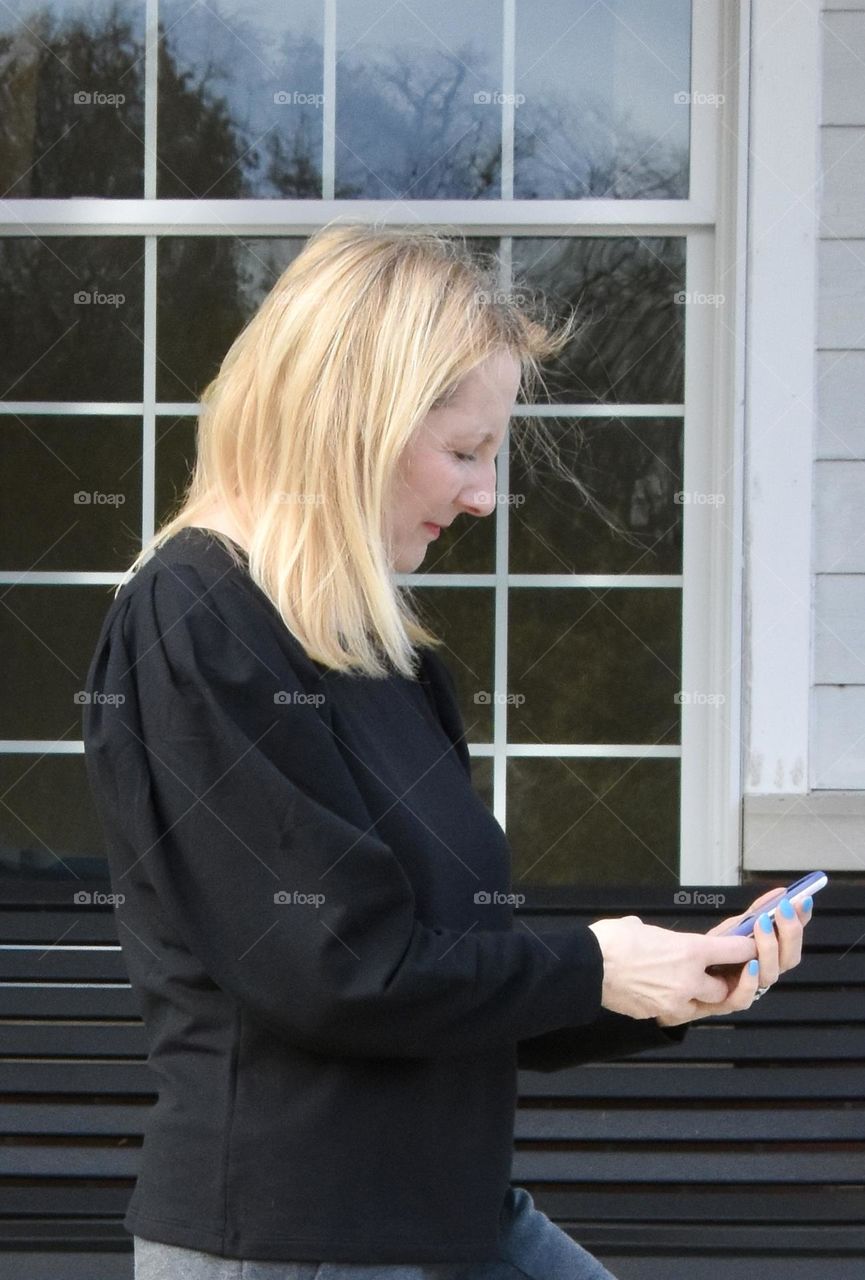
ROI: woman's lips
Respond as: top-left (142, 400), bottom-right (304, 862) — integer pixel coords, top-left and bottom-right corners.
top-left (423, 522), bottom-right (441, 538)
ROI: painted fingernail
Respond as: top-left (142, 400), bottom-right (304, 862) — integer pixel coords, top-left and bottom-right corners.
top-left (779, 897), bottom-right (795, 920)
top-left (803, 896), bottom-right (813, 912)
top-left (759, 912), bottom-right (774, 933)
top-left (748, 959), bottom-right (759, 976)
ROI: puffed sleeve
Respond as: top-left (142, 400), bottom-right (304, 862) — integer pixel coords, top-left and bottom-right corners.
top-left (517, 1009), bottom-right (690, 1073)
top-left (82, 563), bottom-right (611, 1061)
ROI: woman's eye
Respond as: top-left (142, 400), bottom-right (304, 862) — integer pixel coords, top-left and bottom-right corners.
top-left (453, 452), bottom-right (476, 463)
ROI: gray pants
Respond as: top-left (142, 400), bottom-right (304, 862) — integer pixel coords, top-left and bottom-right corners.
top-left (133, 1187), bottom-right (618, 1279)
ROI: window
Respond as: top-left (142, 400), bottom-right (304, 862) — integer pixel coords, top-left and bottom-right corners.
top-left (0, 0), bottom-right (744, 891)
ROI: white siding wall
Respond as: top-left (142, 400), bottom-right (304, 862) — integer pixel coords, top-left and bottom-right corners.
top-left (815, 2), bottom-right (865, 789)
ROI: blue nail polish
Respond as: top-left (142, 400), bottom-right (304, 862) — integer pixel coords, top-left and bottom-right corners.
top-left (803, 896), bottom-right (813, 912)
top-left (759, 912), bottom-right (774, 933)
top-left (748, 959), bottom-right (759, 976)
top-left (779, 897), bottom-right (795, 920)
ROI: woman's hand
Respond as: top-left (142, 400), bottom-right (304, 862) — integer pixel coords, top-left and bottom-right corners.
top-left (588, 887), bottom-right (814, 1027)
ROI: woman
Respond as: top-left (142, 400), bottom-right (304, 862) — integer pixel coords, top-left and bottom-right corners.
top-left (82, 223), bottom-right (812, 1280)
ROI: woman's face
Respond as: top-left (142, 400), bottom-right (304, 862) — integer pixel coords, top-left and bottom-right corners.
top-left (386, 348), bottom-right (523, 572)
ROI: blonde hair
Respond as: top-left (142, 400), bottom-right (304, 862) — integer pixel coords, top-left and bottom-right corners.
top-left (120, 221), bottom-right (598, 678)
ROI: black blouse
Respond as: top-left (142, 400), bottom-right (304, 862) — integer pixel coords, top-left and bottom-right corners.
top-left (81, 527), bottom-right (687, 1264)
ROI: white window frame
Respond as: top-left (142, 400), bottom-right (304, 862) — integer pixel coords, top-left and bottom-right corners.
top-left (0, 0), bottom-right (751, 885)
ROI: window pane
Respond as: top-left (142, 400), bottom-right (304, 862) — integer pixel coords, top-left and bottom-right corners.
top-left (514, 0), bottom-right (691, 199)
top-left (508, 588), bottom-right (681, 744)
top-left (2, 416), bottom-right (142, 571)
top-left (506, 757), bottom-right (680, 888)
top-left (0, 238), bottom-right (144, 401)
top-left (513, 237), bottom-right (686, 403)
top-left (0, 0), bottom-right (144, 197)
top-left (509, 416), bottom-right (683, 574)
top-left (156, 233), bottom-right (499, 403)
top-left (336, 0), bottom-right (502, 199)
top-left (157, 0), bottom-right (324, 198)
top-left (156, 237), bottom-right (307, 400)
top-left (4, 585), bottom-right (114, 741)
top-left (412, 587), bottom-right (495, 741)
top-left (0, 755), bottom-right (108, 881)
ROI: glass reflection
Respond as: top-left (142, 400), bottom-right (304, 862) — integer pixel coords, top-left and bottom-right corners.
top-left (509, 417), bottom-right (683, 575)
top-left (514, 0), bottom-right (690, 199)
top-left (2, 416), bottom-right (142, 571)
top-left (0, 237), bottom-right (144, 400)
top-left (508, 587), bottom-right (682, 744)
top-left (506, 756), bottom-right (680, 888)
top-left (0, 0), bottom-right (144, 197)
top-left (513, 236), bottom-right (686, 403)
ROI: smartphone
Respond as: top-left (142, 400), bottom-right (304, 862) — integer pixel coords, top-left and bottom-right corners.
top-left (718, 870), bottom-right (828, 937)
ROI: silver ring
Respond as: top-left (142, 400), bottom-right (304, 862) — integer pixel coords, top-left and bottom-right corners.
top-left (752, 985), bottom-right (771, 1000)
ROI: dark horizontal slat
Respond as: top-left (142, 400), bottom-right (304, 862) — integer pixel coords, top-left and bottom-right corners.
top-left (5, 945), bottom-right (856, 985)
top-left (2, 1059), bottom-right (862, 1100)
top-left (531, 1185), bottom-right (865, 1222)
top-left (0, 950), bottom-right (127, 981)
top-left (2, 1022), bottom-right (863, 1061)
top-left (0, 1219), bottom-right (129, 1244)
top-left (0, 1185), bottom-right (133, 1215)
top-left (518, 1065), bottom-right (865, 1098)
top-left (0, 1146), bottom-right (140, 1178)
top-left (614, 1025), bottom-right (865, 1059)
top-left (0, 987), bottom-right (138, 1018)
top-left (0, 1061), bottom-right (155, 1094)
top-left (0, 1104), bottom-right (149, 1135)
top-left (0, 1254), bottom-right (130, 1280)
top-left (0, 912), bottom-right (123, 943)
top-left (514, 1106), bottom-right (865, 1141)
top-left (512, 1150), bottom-right (865, 1183)
top-left (594, 1257), bottom-right (865, 1279)
top-left (0, 984), bottom-right (859, 1023)
top-left (0, 1025), bottom-right (146, 1056)
top-left (578, 1221), bottom-right (865, 1252)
